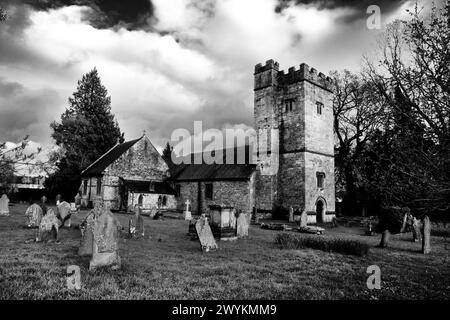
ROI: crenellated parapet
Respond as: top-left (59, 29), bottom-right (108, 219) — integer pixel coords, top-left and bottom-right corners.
top-left (254, 60), bottom-right (333, 93)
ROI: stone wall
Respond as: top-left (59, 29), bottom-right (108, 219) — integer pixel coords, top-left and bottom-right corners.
top-left (128, 192), bottom-right (176, 211)
top-left (175, 178), bottom-right (255, 215)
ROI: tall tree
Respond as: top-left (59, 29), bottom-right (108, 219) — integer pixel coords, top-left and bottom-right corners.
top-left (162, 141), bottom-right (174, 169)
top-left (47, 68), bottom-right (123, 199)
top-left (363, 2), bottom-right (450, 217)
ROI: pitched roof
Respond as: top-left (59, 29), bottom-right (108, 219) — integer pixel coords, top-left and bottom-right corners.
top-left (169, 145), bottom-right (256, 182)
top-left (81, 137), bottom-right (142, 176)
top-left (122, 179), bottom-right (176, 195)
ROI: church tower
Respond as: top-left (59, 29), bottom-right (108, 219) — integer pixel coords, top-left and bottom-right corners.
top-left (254, 59), bottom-right (335, 223)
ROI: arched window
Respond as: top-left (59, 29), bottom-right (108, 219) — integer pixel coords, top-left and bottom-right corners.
top-left (138, 194), bottom-right (143, 206)
top-left (162, 196), bottom-right (167, 206)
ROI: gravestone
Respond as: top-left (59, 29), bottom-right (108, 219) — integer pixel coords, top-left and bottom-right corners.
top-left (421, 216), bottom-right (431, 254)
top-left (56, 194), bottom-right (62, 206)
top-left (195, 216), bottom-right (218, 252)
top-left (78, 211), bottom-right (96, 256)
top-left (57, 201), bottom-right (72, 227)
top-left (74, 193), bottom-right (82, 211)
top-left (89, 204), bottom-right (121, 270)
top-left (288, 207), bottom-right (294, 223)
top-left (40, 196), bottom-right (48, 215)
top-left (236, 212), bottom-right (251, 238)
top-left (379, 230), bottom-right (390, 248)
top-left (129, 207), bottom-right (145, 238)
top-left (0, 194), bottom-right (9, 216)
top-left (412, 217), bottom-right (421, 242)
top-left (184, 200), bottom-right (192, 220)
top-left (300, 210), bottom-right (308, 227)
top-left (36, 208), bottom-right (59, 242)
top-left (25, 203), bottom-right (43, 228)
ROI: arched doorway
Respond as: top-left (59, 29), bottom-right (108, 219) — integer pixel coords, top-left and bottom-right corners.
top-left (315, 198), bottom-right (326, 223)
top-left (138, 194), bottom-right (143, 207)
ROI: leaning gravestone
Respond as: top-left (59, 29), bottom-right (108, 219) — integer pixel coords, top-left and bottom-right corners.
top-left (36, 208), bottom-right (59, 242)
top-left (421, 216), bottom-right (431, 254)
top-left (78, 211), bottom-right (96, 256)
top-left (412, 217), bottom-right (421, 242)
top-left (25, 203), bottom-right (43, 228)
top-left (236, 212), bottom-right (251, 238)
top-left (195, 215), bottom-right (218, 252)
top-left (89, 204), bottom-right (121, 270)
top-left (57, 201), bottom-right (72, 227)
top-left (0, 194), bottom-right (9, 216)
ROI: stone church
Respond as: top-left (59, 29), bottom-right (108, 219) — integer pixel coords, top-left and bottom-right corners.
top-left (80, 59), bottom-right (335, 223)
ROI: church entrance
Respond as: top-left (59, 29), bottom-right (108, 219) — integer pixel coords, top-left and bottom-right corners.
top-left (316, 198), bottom-right (325, 223)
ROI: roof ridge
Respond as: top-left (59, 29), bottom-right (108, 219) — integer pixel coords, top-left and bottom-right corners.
top-left (81, 136), bottom-right (142, 175)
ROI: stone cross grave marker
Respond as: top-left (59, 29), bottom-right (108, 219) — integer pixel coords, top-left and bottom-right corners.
top-left (236, 211), bottom-right (251, 238)
top-left (89, 205), bottom-right (121, 270)
top-left (25, 203), bottom-right (43, 228)
top-left (195, 215), bottom-right (218, 252)
top-left (421, 216), bottom-right (431, 254)
top-left (184, 200), bottom-right (192, 220)
top-left (0, 194), bottom-right (9, 216)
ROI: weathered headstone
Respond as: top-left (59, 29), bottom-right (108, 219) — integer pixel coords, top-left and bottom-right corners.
top-left (128, 207), bottom-right (145, 238)
top-left (78, 211), bottom-right (95, 256)
top-left (412, 217), bottom-right (421, 242)
top-left (195, 216), bottom-right (218, 252)
top-left (89, 204), bottom-right (121, 270)
top-left (0, 194), bottom-right (9, 216)
top-left (184, 200), bottom-right (192, 220)
top-left (36, 208), bottom-right (59, 242)
top-left (421, 216), bottom-right (431, 254)
top-left (300, 210), bottom-right (308, 227)
top-left (288, 207), bottom-right (294, 223)
top-left (236, 212), bottom-right (251, 238)
top-left (40, 196), bottom-right (48, 215)
top-left (25, 203), bottom-right (43, 228)
top-left (379, 229), bottom-right (390, 248)
top-left (57, 201), bottom-right (72, 227)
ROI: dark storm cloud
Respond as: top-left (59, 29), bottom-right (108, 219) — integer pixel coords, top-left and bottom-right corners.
top-left (276, 0), bottom-right (408, 22)
top-left (0, 78), bottom-right (62, 143)
top-left (3, 0), bottom-right (154, 30)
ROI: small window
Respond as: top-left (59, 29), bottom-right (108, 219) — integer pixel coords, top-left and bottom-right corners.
top-left (138, 194), bottom-right (143, 206)
top-left (175, 185), bottom-right (181, 198)
top-left (316, 172), bottom-right (325, 189)
top-left (285, 99), bottom-right (294, 112)
top-left (205, 183), bottom-right (213, 200)
top-left (316, 102), bottom-right (323, 115)
top-left (83, 180), bottom-right (88, 195)
top-left (149, 181), bottom-right (155, 192)
top-left (162, 196), bottom-right (167, 206)
top-left (96, 177), bottom-right (102, 196)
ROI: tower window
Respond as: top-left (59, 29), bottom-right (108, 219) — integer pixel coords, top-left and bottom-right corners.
top-left (316, 172), bottom-right (325, 189)
top-left (205, 183), bottom-right (213, 200)
top-left (316, 102), bottom-right (323, 115)
top-left (285, 99), bottom-right (294, 112)
top-left (83, 179), bottom-right (88, 195)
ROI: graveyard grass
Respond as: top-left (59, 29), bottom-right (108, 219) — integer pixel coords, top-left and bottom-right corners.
top-left (1, 204), bottom-right (450, 300)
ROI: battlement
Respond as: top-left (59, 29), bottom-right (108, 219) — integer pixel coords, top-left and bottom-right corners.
top-left (254, 60), bottom-right (333, 93)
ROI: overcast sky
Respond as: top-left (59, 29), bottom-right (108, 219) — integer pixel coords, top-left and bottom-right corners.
top-left (0, 0), bottom-right (440, 152)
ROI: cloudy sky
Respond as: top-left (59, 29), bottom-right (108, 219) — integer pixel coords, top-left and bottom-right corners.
top-left (0, 0), bottom-right (439, 153)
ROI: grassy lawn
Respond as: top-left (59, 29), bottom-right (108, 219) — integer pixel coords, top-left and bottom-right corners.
top-left (1, 203), bottom-right (449, 300)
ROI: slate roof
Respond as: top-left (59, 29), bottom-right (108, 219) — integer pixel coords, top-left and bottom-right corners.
top-left (81, 137), bottom-right (142, 176)
top-left (169, 145), bottom-right (257, 182)
top-left (122, 179), bottom-right (176, 195)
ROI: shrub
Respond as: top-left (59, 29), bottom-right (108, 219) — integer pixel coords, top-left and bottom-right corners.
top-left (275, 233), bottom-right (370, 256)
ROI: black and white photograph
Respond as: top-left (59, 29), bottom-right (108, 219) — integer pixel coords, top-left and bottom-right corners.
top-left (0, 0), bottom-right (449, 310)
